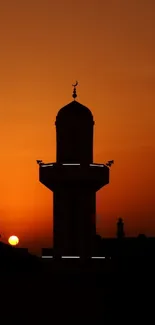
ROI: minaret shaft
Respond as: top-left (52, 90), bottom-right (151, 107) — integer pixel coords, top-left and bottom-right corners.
top-left (53, 188), bottom-right (96, 256)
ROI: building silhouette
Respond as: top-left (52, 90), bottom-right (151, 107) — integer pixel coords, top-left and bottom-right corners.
top-left (38, 83), bottom-right (111, 258)
top-left (117, 218), bottom-right (125, 239)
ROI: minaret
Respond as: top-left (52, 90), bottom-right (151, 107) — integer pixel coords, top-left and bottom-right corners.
top-left (38, 83), bottom-right (111, 258)
top-left (117, 218), bottom-right (125, 239)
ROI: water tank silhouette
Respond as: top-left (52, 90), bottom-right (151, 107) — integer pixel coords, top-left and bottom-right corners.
top-left (55, 101), bottom-right (94, 163)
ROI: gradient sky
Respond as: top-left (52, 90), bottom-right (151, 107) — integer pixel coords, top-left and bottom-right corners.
top-left (0, 0), bottom-right (154, 254)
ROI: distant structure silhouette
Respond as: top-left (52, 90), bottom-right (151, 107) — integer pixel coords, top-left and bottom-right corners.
top-left (117, 218), bottom-right (125, 239)
top-left (138, 233), bottom-right (146, 240)
top-left (38, 83), bottom-right (112, 258)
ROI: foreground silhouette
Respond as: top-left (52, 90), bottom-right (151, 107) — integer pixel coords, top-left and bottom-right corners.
top-left (0, 238), bottom-right (154, 324)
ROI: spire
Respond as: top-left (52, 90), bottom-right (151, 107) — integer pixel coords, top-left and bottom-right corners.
top-left (117, 218), bottom-right (125, 239)
top-left (72, 81), bottom-right (78, 100)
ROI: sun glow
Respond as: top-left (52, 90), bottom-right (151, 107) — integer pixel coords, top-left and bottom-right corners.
top-left (8, 235), bottom-right (19, 246)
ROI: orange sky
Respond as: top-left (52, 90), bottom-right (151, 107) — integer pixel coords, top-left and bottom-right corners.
top-left (0, 0), bottom-right (154, 255)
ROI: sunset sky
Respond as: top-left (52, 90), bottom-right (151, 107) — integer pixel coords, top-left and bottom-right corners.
top-left (0, 0), bottom-right (154, 255)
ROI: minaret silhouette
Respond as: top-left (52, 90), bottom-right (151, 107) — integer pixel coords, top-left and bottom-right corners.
top-left (38, 83), bottom-right (111, 258)
top-left (117, 218), bottom-right (125, 239)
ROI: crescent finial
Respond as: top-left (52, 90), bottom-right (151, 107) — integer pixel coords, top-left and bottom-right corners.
top-left (72, 81), bottom-right (78, 100)
top-left (72, 81), bottom-right (78, 87)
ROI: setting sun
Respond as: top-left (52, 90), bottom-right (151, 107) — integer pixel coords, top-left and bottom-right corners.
top-left (8, 235), bottom-right (19, 246)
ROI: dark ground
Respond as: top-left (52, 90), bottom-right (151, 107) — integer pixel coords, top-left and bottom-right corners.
top-left (0, 256), bottom-right (154, 324)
